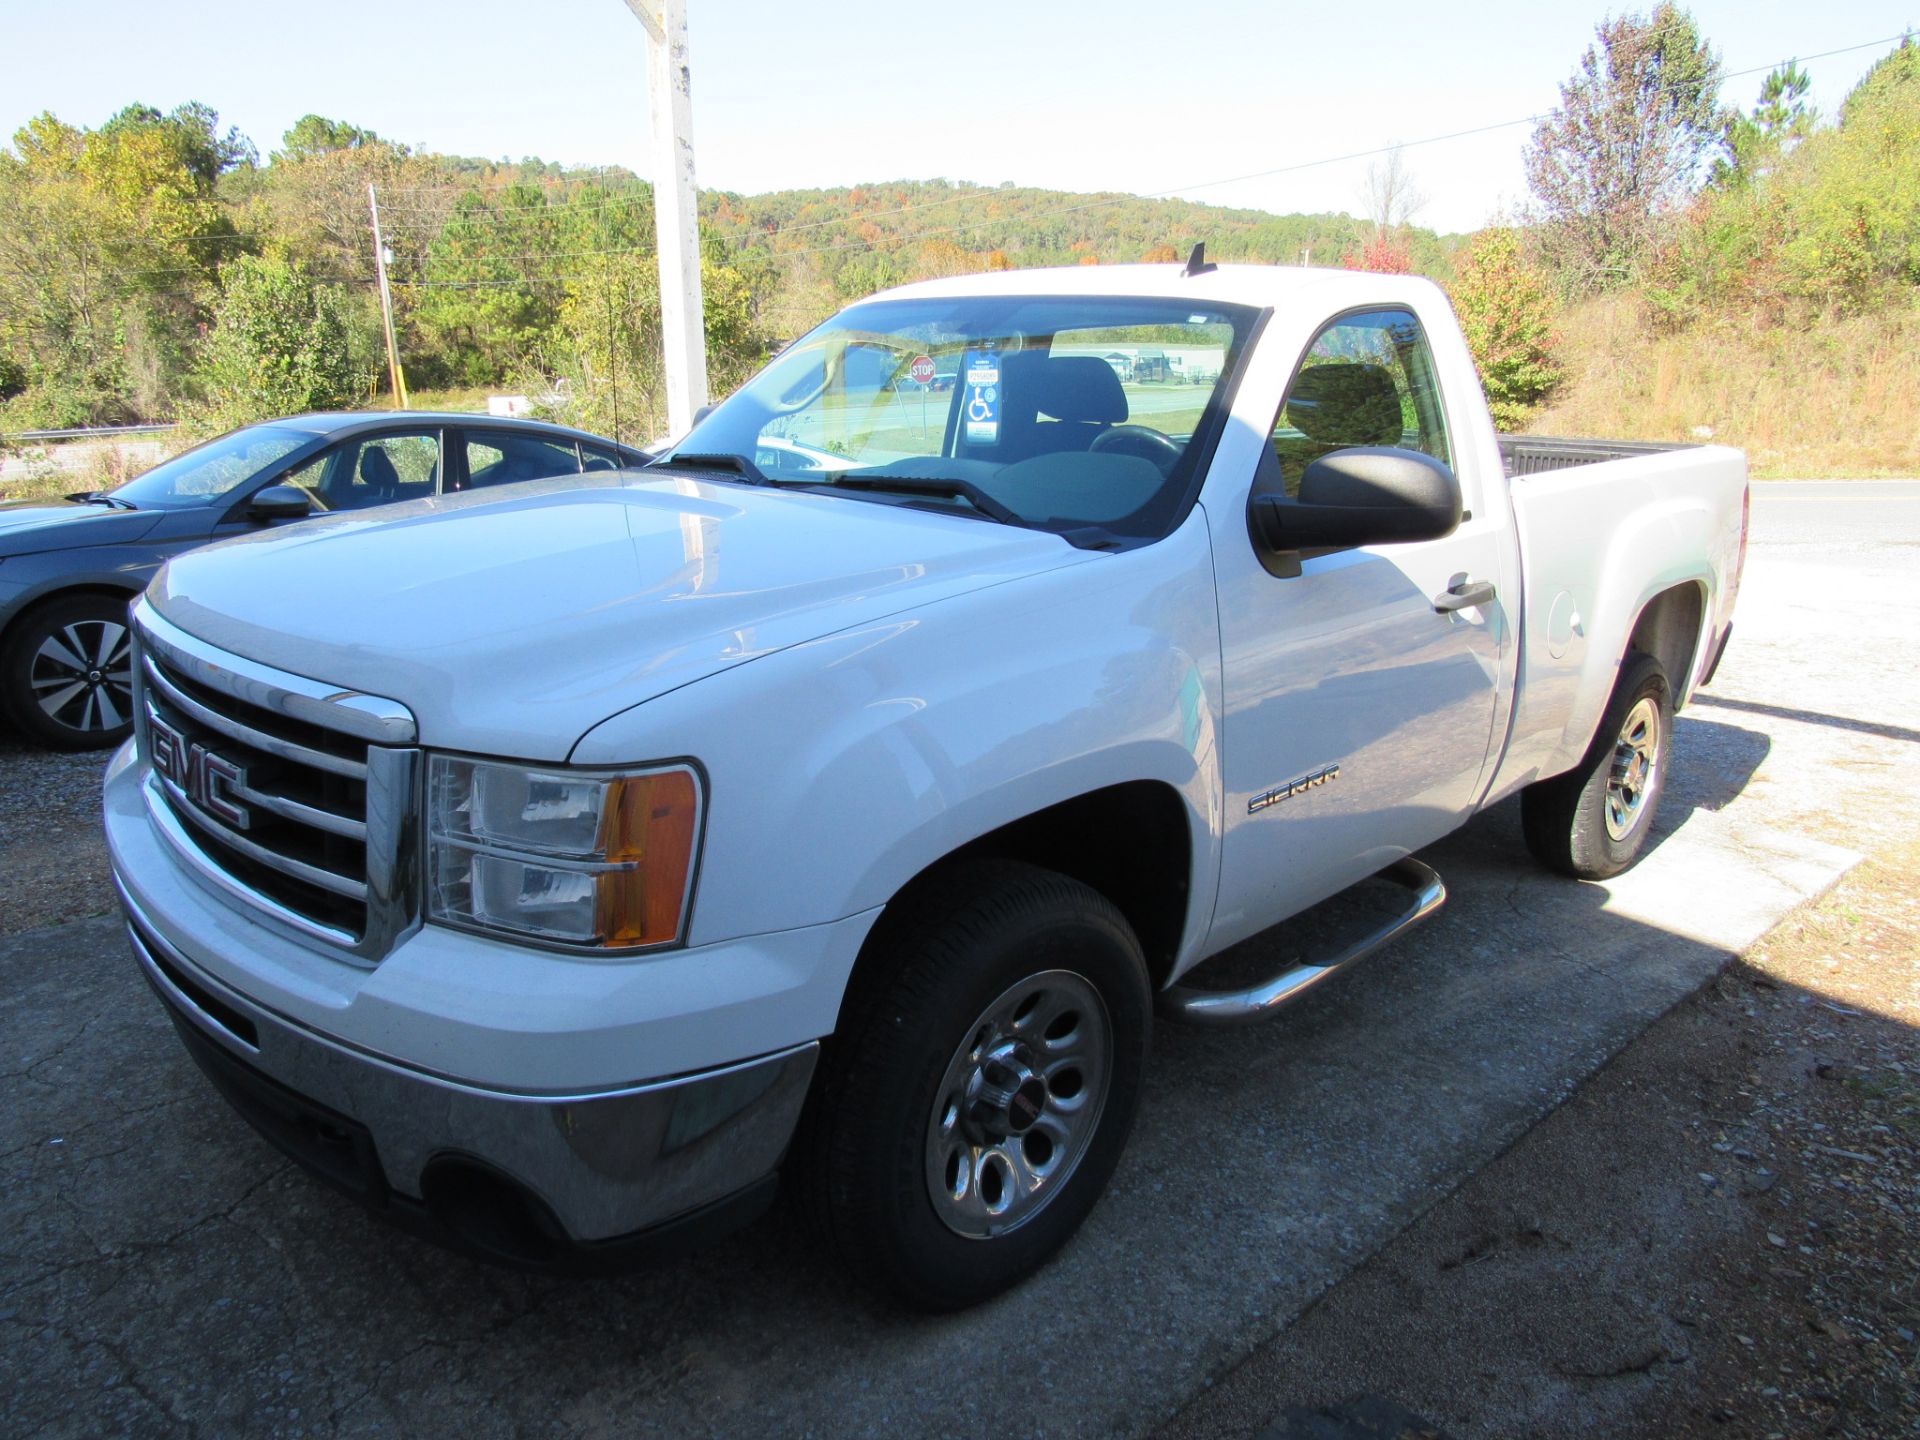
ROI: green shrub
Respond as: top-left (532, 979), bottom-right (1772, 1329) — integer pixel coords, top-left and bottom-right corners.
top-left (185, 253), bottom-right (368, 433)
top-left (1448, 230), bottom-right (1565, 429)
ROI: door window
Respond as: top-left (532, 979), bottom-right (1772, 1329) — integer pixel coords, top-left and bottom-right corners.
top-left (463, 431), bottom-right (584, 490)
top-left (279, 449), bottom-right (338, 510)
top-left (317, 432), bottom-right (441, 511)
top-left (1269, 309), bottom-right (1451, 495)
top-left (580, 443), bottom-right (625, 472)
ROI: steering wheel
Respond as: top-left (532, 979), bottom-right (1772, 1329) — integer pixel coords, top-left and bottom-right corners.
top-left (1091, 424), bottom-right (1181, 475)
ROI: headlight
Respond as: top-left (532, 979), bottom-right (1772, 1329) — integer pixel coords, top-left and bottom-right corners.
top-left (426, 756), bottom-right (703, 950)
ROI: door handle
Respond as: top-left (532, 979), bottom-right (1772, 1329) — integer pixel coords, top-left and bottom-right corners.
top-left (1433, 579), bottom-right (1496, 613)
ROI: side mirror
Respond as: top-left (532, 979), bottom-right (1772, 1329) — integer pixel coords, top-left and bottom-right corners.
top-left (690, 403), bottom-right (716, 426)
top-left (248, 485), bottom-right (313, 522)
top-left (1250, 447), bottom-right (1461, 558)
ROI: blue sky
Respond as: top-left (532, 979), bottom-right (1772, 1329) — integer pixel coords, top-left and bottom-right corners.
top-left (2, 0), bottom-right (1912, 233)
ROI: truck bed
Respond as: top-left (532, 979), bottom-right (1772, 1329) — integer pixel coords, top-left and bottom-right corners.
top-left (1499, 434), bottom-right (1697, 478)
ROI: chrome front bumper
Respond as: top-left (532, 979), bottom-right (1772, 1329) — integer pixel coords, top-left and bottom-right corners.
top-left (121, 882), bottom-right (818, 1250)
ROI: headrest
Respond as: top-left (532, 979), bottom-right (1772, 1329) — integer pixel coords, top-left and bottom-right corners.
top-left (1285, 364), bottom-right (1405, 446)
top-left (1005, 352), bottom-right (1128, 425)
top-left (359, 447), bottom-right (401, 494)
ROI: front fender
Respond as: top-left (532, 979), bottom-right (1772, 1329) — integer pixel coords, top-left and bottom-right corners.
top-left (0, 547), bottom-right (159, 635)
top-left (570, 514), bottom-right (1226, 960)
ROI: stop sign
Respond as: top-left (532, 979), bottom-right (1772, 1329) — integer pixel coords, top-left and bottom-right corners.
top-left (910, 355), bottom-right (937, 386)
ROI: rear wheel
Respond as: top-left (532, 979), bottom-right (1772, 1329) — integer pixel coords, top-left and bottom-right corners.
top-left (1521, 650), bottom-right (1672, 880)
top-left (796, 860), bottom-right (1150, 1310)
top-left (1, 593), bottom-right (137, 750)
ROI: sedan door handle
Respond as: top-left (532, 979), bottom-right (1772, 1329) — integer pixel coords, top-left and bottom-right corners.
top-left (1433, 579), bottom-right (1497, 613)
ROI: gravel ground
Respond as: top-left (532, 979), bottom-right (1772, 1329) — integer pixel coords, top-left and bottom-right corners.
top-left (1159, 839), bottom-right (1920, 1440)
top-left (0, 733), bottom-right (115, 933)
top-left (0, 479), bottom-right (1913, 1439)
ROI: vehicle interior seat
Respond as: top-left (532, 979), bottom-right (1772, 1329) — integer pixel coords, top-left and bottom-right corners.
top-left (991, 352), bottom-right (1129, 462)
top-left (1272, 362), bottom-right (1408, 493)
top-left (355, 446), bottom-right (403, 507)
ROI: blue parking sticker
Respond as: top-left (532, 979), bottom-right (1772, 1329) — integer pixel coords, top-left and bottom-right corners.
top-left (964, 350), bottom-right (1000, 445)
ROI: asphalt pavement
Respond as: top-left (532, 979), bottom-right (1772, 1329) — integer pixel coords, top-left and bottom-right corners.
top-left (3, 479), bottom-right (1916, 1439)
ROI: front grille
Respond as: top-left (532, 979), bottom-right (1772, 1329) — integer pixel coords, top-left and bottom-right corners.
top-left (132, 605), bottom-right (419, 960)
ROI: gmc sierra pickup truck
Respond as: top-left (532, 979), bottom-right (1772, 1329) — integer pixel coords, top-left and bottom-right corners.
top-left (106, 260), bottom-right (1748, 1309)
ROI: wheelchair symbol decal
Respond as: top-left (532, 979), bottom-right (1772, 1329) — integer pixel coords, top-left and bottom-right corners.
top-left (963, 351), bottom-right (1000, 444)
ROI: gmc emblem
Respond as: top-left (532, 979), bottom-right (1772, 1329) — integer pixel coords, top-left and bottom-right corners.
top-left (149, 714), bottom-right (251, 830)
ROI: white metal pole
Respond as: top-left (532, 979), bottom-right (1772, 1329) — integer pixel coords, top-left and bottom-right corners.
top-left (625, 0), bottom-right (709, 436)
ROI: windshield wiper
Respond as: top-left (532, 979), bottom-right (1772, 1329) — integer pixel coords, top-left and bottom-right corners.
top-left (643, 452), bottom-right (771, 486)
top-left (70, 491), bottom-right (137, 511)
top-left (817, 473), bottom-right (1021, 526)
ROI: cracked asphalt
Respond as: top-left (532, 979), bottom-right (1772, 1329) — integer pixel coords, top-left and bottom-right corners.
top-left (2, 480), bottom-right (1916, 1439)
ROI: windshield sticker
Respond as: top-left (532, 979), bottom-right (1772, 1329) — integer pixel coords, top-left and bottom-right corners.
top-left (964, 350), bottom-right (1000, 445)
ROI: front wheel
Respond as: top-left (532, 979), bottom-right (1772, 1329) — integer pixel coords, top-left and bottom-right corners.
top-left (795, 860), bottom-right (1150, 1310)
top-left (0, 593), bottom-right (137, 750)
top-left (1521, 650), bottom-right (1673, 880)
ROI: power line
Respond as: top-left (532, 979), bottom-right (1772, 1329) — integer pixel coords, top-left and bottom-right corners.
top-left (6, 28), bottom-right (1906, 295)
top-left (393, 25), bottom-right (1914, 276)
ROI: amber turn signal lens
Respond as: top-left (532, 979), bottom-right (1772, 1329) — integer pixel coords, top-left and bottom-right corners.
top-left (597, 768), bottom-right (702, 946)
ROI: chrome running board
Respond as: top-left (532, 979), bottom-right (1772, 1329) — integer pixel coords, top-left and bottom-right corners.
top-left (1160, 857), bottom-right (1446, 1027)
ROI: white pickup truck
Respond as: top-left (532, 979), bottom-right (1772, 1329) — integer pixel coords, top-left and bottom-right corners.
top-left (106, 260), bottom-right (1747, 1309)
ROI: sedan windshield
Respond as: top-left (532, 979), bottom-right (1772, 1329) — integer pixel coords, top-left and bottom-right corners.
top-left (669, 294), bottom-right (1258, 541)
top-left (109, 425), bottom-right (315, 511)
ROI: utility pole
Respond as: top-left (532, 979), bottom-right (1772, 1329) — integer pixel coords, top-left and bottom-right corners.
top-left (367, 184), bottom-right (408, 408)
top-left (624, 0), bottom-right (709, 436)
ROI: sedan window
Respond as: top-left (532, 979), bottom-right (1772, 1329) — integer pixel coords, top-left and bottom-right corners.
top-left (318, 432), bottom-right (441, 511)
top-left (463, 432), bottom-right (584, 489)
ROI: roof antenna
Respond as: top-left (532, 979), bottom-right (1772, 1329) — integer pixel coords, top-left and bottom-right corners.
top-left (1182, 242), bottom-right (1217, 278)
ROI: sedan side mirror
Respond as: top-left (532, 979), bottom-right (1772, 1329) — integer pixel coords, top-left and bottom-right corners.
top-left (1250, 447), bottom-right (1462, 558)
top-left (248, 485), bottom-right (312, 522)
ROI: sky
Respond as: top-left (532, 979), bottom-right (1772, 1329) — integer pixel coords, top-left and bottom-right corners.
top-left (1, 0), bottom-right (1913, 234)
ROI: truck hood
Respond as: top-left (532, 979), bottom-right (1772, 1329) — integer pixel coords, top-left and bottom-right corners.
top-left (0, 498), bottom-right (162, 555)
top-left (147, 473), bottom-right (1094, 760)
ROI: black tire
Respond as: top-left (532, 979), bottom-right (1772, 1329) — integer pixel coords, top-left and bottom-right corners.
top-left (1521, 650), bottom-right (1672, 880)
top-left (0, 592), bottom-right (138, 750)
top-left (794, 859), bottom-right (1151, 1310)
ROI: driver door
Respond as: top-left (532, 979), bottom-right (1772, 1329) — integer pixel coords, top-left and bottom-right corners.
top-left (1205, 307), bottom-right (1508, 953)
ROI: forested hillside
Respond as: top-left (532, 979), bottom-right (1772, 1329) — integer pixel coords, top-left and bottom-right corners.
top-left (0, 117), bottom-right (1450, 447)
top-left (1, 14), bottom-right (1916, 474)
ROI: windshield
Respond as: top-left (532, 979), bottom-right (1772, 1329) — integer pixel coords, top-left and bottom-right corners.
top-left (110, 425), bottom-right (316, 510)
top-left (670, 294), bottom-right (1258, 540)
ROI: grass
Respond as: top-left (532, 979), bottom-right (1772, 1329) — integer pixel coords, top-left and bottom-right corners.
top-left (0, 440), bottom-right (168, 505)
top-left (1526, 298), bottom-right (1920, 479)
top-left (362, 385), bottom-right (494, 414)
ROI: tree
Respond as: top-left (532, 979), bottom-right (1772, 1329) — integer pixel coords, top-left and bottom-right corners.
top-left (276, 115), bottom-right (390, 162)
top-left (1525, 4), bottom-right (1725, 286)
top-left (541, 250), bottom-right (764, 445)
top-left (1362, 145), bottom-right (1426, 236)
top-left (0, 105), bottom-right (246, 425)
top-left (1448, 229), bottom-right (1563, 428)
top-left (1718, 62), bottom-right (1816, 185)
top-left (186, 253), bottom-right (366, 432)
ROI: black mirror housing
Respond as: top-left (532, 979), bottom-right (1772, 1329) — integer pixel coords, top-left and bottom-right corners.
top-left (248, 485), bottom-right (312, 522)
top-left (1251, 446), bottom-right (1462, 556)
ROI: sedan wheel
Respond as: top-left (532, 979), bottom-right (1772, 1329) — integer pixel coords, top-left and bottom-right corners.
top-left (2, 596), bottom-right (137, 750)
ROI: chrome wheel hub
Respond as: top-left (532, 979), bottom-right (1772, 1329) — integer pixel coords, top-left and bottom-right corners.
top-left (1604, 696), bottom-right (1661, 841)
top-left (30, 619), bottom-right (133, 734)
top-left (925, 969), bottom-right (1110, 1239)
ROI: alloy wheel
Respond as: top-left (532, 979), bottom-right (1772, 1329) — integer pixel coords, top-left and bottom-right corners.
top-left (30, 618), bottom-right (134, 736)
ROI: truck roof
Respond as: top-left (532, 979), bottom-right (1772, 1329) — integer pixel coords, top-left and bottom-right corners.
top-left (866, 261), bottom-right (1451, 312)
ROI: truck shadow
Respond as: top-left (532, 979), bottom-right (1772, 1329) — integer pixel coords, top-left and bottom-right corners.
top-left (0, 809), bottom-right (1891, 1439)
